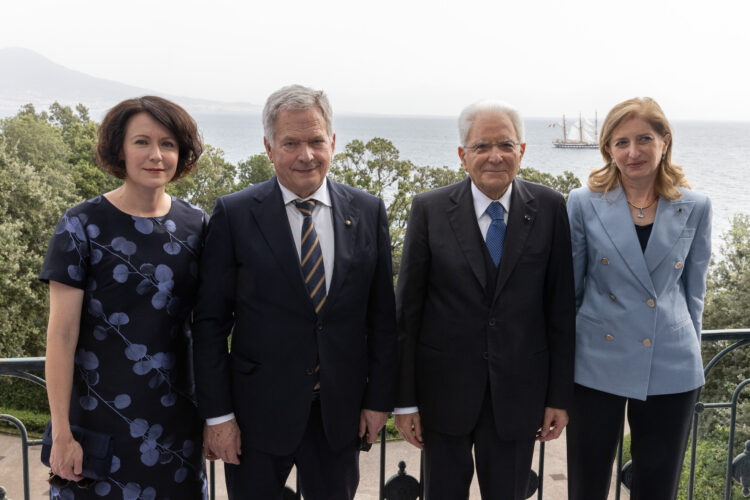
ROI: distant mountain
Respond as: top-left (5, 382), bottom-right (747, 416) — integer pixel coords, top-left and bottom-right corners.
top-left (0, 47), bottom-right (259, 114)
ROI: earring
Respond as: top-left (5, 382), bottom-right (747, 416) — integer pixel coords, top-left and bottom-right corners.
top-left (661, 153), bottom-right (666, 161)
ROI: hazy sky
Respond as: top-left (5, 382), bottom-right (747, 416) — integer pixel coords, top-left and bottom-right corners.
top-left (2, 0), bottom-right (748, 120)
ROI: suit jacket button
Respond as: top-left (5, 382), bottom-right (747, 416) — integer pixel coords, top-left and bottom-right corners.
top-left (605, 333), bottom-right (615, 341)
top-left (488, 318), bottom-right (496, 327)
top-left (306, 368), bottom-right (314, 375)
top-left (601, 258), bottom-right (609, 265)
top-left (482, 352), bottom-right (489, 360)
top-left (647, 298), bottom-right (655, 308)
top-left (642, 338), bottom-right (652, 347)
top-left (317, 323), bottom-right (324, 332)
top-left (675, 261), bottom-right (684, 269)
top-left (609, 294), bottom-right (616, 301)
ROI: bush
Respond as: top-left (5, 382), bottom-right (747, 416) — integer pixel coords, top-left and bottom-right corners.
top-left (619, 431), bottom-right (744, 498)
top-left (0, 406), bottom-right (49, 437)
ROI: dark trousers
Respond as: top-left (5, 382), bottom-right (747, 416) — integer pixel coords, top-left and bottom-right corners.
top-left (566, 384), bottom-right (698, 500)
top-left (422, 391), bottom-right (536, 500)
top-left (224, 401), bottom-right (359, 500)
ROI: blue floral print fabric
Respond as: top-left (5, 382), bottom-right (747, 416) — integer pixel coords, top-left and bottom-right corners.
top-left (39, 195), bottom-right (208, 499)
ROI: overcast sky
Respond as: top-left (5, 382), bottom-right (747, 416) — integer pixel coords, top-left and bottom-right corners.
top-left (2, 0), bottom-right (748, 120)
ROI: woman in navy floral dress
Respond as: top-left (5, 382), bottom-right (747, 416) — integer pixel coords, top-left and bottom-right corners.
top-left (40, 96), bottom-right (208, 499)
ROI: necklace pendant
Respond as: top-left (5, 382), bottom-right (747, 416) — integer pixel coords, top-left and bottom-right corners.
top-left (637, 208), bottom-right (645, 218)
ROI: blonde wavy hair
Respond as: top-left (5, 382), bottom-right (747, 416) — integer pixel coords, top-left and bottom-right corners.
top-left (588, 97), bottom-right (690, 200)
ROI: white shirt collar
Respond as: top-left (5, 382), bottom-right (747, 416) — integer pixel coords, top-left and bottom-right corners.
top-left (471, 180), bottom-right (513, 220)
top-left (278, 178), bottom-right (332, 207)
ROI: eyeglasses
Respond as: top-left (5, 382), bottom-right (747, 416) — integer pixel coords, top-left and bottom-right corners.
top-left (48, 471), bottom-right (95, 489)
top-left (464, 140), bottom-right (522, 155)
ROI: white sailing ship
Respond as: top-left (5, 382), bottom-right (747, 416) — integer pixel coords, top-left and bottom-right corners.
top-left (553, 113), bottom-right (599, 149)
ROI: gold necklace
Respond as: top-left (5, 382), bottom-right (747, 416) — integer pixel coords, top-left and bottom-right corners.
top-left (627, 198), bottom-right (657, 218)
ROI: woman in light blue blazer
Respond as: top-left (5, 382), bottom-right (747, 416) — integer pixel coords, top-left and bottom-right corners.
top-left (565, 97), bottom-right (712, 500)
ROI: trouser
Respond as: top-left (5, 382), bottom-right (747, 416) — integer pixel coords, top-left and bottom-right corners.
top-left (224, 400), bottom-right (359, 500)
top-left (566, 383), bottom-right (698, 500)
top-left (422, 390), bottom-right (536, 500)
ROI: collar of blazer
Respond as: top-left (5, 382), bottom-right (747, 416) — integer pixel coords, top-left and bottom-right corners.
top-left (590, 186), bottom-right (694, 295)
top-left (447, 177), bottom-right (538, 296)
top-left (248, 176), bottom-right (359, 316)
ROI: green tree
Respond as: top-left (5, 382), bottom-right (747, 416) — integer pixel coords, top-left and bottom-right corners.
top-left (518, 166), bottom-right (581, 198)
top-left (167, 145), bottom-right (237, 212)
top-left (47, 102), bottom-right (120, 199)
top-left (0, 104), bottom-right (69, 172)
top-left (0, 102), bottom-right (119, 200)
top-left (236, 153), bottom-right (274, 190)
top-left (697, 214), bottom-right (750, 466)
top-left (0, 140), bottom-right (73, 357)
top-left (330, 138), bottom-right (465, 274)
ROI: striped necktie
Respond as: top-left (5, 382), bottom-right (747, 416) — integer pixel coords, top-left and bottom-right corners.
top-left (294, 199), bottom-right (327, 313)
top-left (485, 201), bottom-right (506, 267)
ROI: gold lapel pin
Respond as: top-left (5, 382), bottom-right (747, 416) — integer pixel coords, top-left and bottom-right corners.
top-left (345, 219), bottom-right (352, 227)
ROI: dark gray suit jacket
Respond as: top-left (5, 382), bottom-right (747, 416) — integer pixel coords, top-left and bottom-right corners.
top-left (396, 177), bottom-right (575, 439)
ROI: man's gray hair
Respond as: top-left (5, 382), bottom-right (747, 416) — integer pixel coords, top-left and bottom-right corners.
top-left (457, 99), bottom-right (525, 146)
top-left (262, 84), bottom-right (334, 145)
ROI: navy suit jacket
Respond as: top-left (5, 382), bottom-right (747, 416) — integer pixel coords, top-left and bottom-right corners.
top-left (192, 177), bottom-right (397, 454)
top-left (396, 178), bottom-right (576, 439)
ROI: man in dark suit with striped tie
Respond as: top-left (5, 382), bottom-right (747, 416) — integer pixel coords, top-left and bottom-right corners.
top-left (394, 100), bottom-right (576, 499)
top-left (192, 85), bottom-right (397, 500)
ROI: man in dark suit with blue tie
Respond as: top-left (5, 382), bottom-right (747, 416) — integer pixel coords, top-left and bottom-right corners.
top-left (394, 100), bottom-right (576, 499)
top-left (192, 85), bottom-right (397, 500)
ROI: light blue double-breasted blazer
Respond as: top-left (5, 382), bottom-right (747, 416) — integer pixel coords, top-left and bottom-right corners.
top-left (567, 185), bottom-right (712, 400)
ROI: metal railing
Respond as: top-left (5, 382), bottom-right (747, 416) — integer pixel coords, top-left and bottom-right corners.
top-left (2, 329), bottom-right (749, 499)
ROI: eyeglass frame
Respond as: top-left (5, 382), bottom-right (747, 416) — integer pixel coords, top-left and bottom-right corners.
top-left (463, 139), bottom-right (524, 155)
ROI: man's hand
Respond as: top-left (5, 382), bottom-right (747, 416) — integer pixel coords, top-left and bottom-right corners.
top-left (359, 409), bottom-right (389, 444)
top-left (203, 419), bottom-right (242, 464)
top-left (394, 411), bottom-right (424, 450)
top-left (536, 407), bottom-right (568, 442)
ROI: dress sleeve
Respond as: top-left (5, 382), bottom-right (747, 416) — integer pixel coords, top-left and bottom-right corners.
top-left (38, 209), bottom-right (91, 289)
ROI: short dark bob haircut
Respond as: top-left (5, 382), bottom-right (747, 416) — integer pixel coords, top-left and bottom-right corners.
top-left (96, 96), bottom-right (203, 181)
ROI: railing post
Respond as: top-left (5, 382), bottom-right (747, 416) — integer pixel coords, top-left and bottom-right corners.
top-left (725, 379), bottom-right (750, 499)
top-left (0, 415), bottom-right (31, 500)
top-left (537, 441), bottom-right (544, 499)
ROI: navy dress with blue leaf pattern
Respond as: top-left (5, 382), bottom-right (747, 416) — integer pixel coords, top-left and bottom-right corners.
top-left (40, 195), bottom-right (208, 500)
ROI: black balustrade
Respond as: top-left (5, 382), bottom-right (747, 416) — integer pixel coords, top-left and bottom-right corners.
top-left (2, 329), bottom-right (749, 499)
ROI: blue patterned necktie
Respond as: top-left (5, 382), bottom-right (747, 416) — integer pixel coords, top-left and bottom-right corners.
top-left (294, 199), bottom-right (327, 314)
top-left (485, 201), bottom-right (506, 267)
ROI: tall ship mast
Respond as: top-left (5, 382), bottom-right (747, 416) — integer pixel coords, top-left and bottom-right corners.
top-left (553, 112), bottom-right (598, 149)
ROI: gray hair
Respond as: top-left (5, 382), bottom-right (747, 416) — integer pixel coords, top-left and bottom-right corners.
top-left (457, 99), bottom-right (525, 146)
top-left (262, 84), bottom-right (334, 145)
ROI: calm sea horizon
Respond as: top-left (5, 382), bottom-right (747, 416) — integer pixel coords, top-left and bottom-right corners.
top-left (192, 112), bottom-right (750, 254)
top-left (3, 106), bottom-right (747, 253)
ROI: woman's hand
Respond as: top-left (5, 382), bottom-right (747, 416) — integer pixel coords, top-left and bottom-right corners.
top-left (49, 430), bottom-right (84, 482)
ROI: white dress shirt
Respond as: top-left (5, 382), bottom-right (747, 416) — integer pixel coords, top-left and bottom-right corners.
top-left (206, 178), bottom-right (335, 426)
top-left (393, 180), bottom-right (513, 415)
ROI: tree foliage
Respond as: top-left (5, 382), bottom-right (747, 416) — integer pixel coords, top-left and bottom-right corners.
top-left (330, 138), bottom-right (465, 273)
top-left (0, 140), bottom-right (73, 356)
top-left (518, 166), bottom-right (581, 199)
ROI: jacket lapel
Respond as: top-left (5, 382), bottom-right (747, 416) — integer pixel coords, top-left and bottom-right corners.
top-left (447, 178), bottom-right (487, 290)
top-left (494, 179), bottom-right (537, 301)
top-left (321, 179), bottom-right (358, 315)
top-left (249, 178), bottom-right (311, 306)
top-left (590, 187), bottom-right (655, 295)
top-left (644, 196), bottom-right (694, 273)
